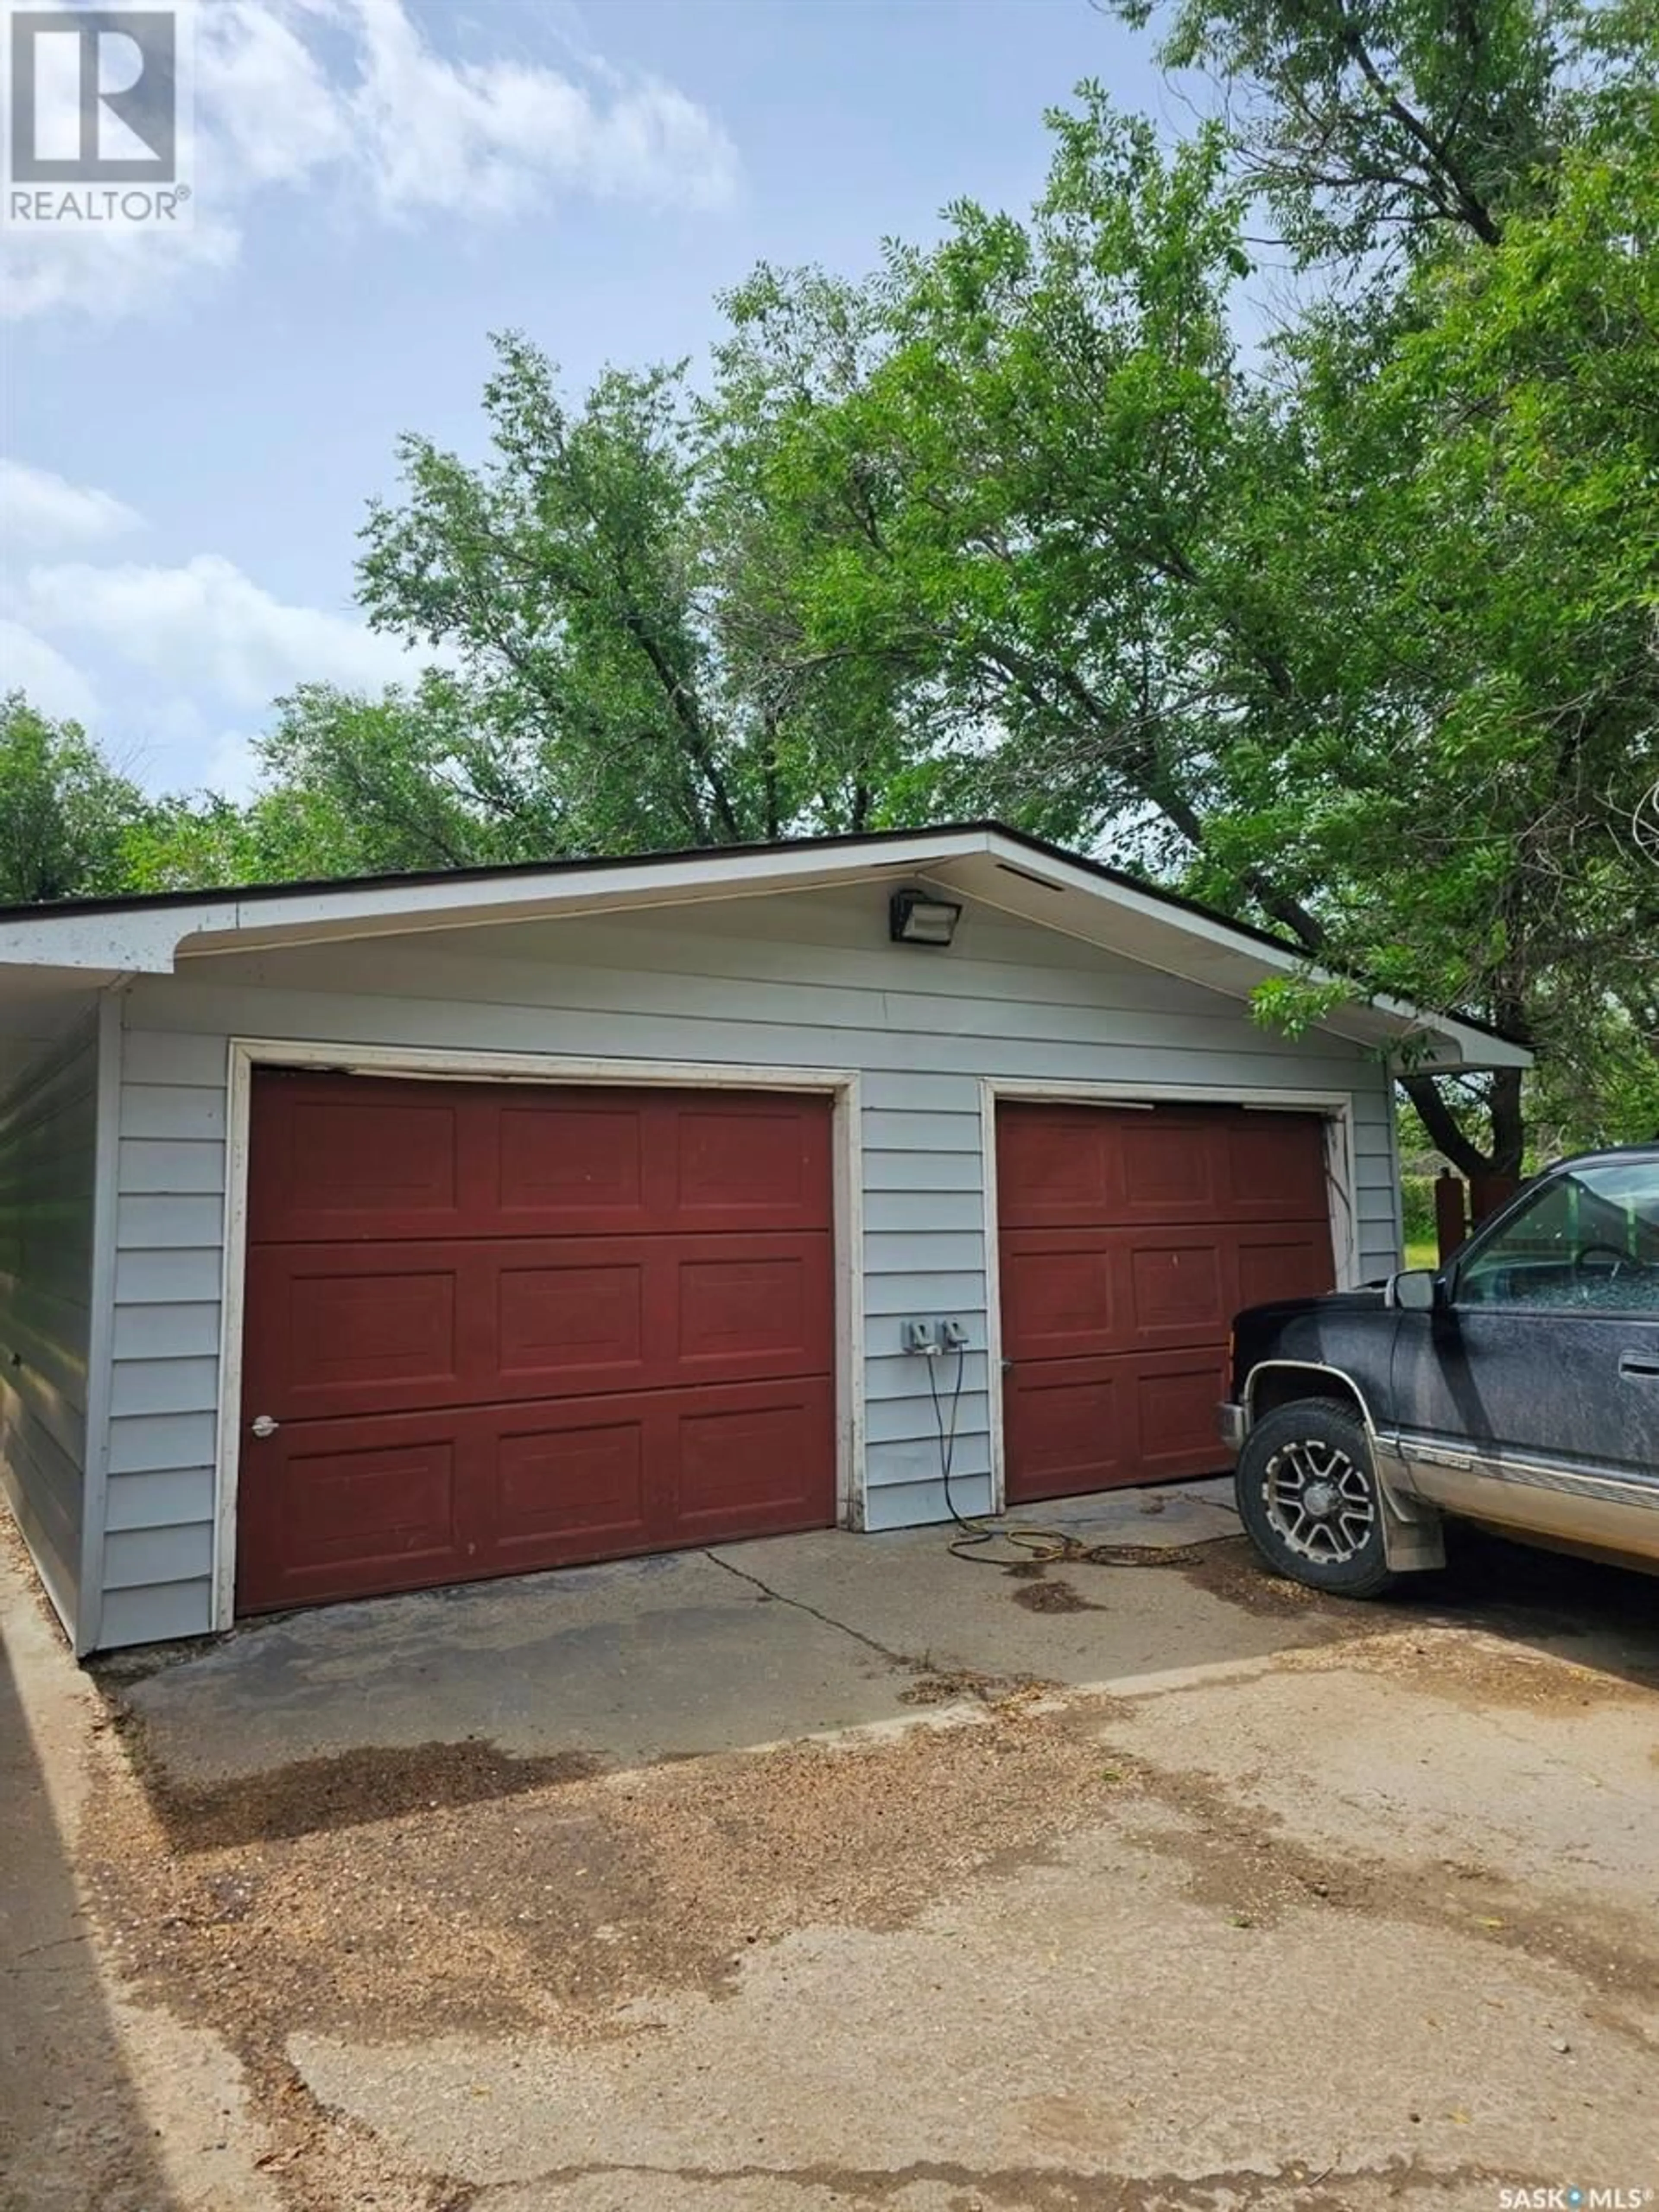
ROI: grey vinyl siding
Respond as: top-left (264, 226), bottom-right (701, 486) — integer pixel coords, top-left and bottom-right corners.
top-left (101, 884), bottom-right (1398, 1645)
top-left (0, 1014), bottom-right (99, 1637)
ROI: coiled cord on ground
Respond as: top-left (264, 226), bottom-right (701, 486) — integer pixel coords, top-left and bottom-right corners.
top-left (927, 1344), bottom-right (1221, 1570)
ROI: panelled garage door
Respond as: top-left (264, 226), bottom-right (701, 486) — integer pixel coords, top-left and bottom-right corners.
top-left (236, 1072), bottom-right (836, 1615)
top-left (997, 1102), bottom-right (1335, 1503)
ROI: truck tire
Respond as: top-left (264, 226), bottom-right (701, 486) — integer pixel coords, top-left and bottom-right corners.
top-left (1236, 1397), bottom-right (1398, 1597)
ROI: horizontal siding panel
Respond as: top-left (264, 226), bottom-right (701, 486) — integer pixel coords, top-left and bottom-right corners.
top-left (107, 1409), bottom-right (217, 1475)
top-left (865, 1230), bottom-right (984, 1276)
top-left (863, 1149), bottom-right (983, 1192)
top-left (0, 1304), bottom-right (88, 1414)
top-left (866, 1349), bottom-right (988, 1400)
top-left (0, 1019), bottom-right (97, 1641)
top-left (863, 1472), bottom-right (995, 1531)
top-left (97, 1576), bottom-right (213, 1650)
top-left (863, 1109), bottom-right (983, 1155)
top-left (866, 1391), bottom-right (990, 1446)
top-left (244, 944), bottom-right (1358, 1062)
top-left (1, 1458), bottom-right (77, 1634)
top-left (120, 1031), bottom-right (226, 1087)
top-left (0, 1352), bottom-right (85, 1471)
top-left (117, 1194), bottom-right (226, 1250)
top-left (0, 1384), bottom-right (81, 1545)
top-left (110, 1357), bottom-right (218, 1417)
top-left (104, 1466), bottom-right (215, 1532)
top-left (866, 1271), bottom-right (988, 1316)
top-left (114, 1247), bottom-right (221, 1304)
top-left (146, 990), bottom-right (1374, 1091)
top-left (104, 1521), bottom-right (215, 1590)
top-left (865, 1432), bottom-right (993, 1490)
top-left (118, 1138), bottom-right (226, 1194)
top-left (862, 1072), bottom-right (984, 1115)
top-left (864, 1189), bottom-right (983, 1236)
top-left (112, 1300), bottom-right (221, 1359)
top-left (208, 923), bottom-right (1269, 1028)
top-left (120, 1084), bottom-right (226, 1141)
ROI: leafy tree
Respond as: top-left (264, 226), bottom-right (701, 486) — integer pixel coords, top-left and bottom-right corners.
top-left (0, 693), bottom-right (152, 904)
top-left (1113, 0), bottom-right (1571, 261)
top-left (356, 339), bottom-right (918, 854)
top-left (712, 5), bottom-right (1657, 1169)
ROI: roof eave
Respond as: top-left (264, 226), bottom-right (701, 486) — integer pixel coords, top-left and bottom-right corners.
top-left (0, 823), bottom-right (1532, 1072)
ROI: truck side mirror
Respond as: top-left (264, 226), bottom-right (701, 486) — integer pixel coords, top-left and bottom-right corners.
top-left (1389, 1268), bottom-right (1441, 1312)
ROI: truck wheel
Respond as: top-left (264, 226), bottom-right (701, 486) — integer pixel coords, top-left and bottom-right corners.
top-left (1236, 1398), bottom-right (1398, 1597)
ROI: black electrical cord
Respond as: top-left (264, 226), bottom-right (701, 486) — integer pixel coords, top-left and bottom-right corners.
top-left (927, 1341), bottom-right (1220, 1572)
top-left (925, 1343), bottom-right (977, 1532)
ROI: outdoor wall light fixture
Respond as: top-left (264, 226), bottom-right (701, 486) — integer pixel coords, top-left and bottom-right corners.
top-left (889, 888), bottom-right (963, 947)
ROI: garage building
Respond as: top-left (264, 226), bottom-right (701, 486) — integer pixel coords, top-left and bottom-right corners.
top-left (0, 822), bottom-right (1525, 1653)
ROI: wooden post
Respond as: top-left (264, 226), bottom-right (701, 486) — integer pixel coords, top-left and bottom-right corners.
top-left (1433, 1173), bottom-right (1468, 1266)
top-left (1468, 1172), bottom-right (1520, 1228)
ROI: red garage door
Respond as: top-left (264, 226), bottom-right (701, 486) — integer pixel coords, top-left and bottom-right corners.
top-left (998, 1103), bottom-right (1335, 1503)
top-left (236, 1072), bottom-right (836, 1614)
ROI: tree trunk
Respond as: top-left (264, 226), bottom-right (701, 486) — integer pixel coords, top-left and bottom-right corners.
top-left (1399, 1063), bottom-right (1528, 1180)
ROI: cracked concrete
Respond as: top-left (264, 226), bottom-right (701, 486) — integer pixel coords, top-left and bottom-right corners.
top-left (108, 1480), bottom-right (1309, 1789)
top-left (7, 1489), bottom-right (1659, 2212)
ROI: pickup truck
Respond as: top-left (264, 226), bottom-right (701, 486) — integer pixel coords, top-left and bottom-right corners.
top-left (1219, 1144), bottom-right (1659, 1594)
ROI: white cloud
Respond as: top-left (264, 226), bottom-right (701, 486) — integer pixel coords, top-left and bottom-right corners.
top-left (1, 217), bottom-right (242, 324)
top-left (0, 620), bottom-right (102, 723)
top-left (342, 0), bottom-right (738, 220)
top-left (200, 728), bottom-right (265, 801)
top-left (0, 459), bottom-right (142, 551)
top-left (19, 551), bottom-right (423, 707)
top-left (3, 0), bottom-right (738, 321)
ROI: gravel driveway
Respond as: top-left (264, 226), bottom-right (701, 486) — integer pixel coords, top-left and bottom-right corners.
top-left (3, 1500), bottom-right (1656, 2212)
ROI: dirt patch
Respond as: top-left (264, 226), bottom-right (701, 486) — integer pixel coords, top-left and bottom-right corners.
top-left (82, 1691), bottom-right (1123, 2064)
top-left (75, 1636), bottom-right (1659, 2212)
top-left (1171, 1537), bottom-right (1383, 1627)
top-left (1011, 1576), bottom-right (1105, 1615)
top-left (1277, 1625), bottom-right (1659, 1713)
top-left (897, 1665), bottom-right (1048, 1705)
top-left (141, 1738), bottom-right (602, 1851)
top-left (1098, 1744), bottom-right (1659, 2028)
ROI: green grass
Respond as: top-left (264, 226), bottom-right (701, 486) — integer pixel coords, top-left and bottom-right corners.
top-left (1403, 1239), bottom-right (1439, 1271)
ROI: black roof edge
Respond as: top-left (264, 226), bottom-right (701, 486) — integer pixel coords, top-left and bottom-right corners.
top-left (0, 817), bottom-right (1527, 1050)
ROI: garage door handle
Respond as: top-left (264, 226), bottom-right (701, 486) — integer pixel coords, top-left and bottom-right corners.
top-left (1619, 1353), bottom-right (1659, 1381)
top-left (250, 1413), bottom-right (280, 1438)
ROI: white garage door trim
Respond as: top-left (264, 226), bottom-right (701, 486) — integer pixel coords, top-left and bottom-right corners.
top-left (212, 1037), bottom-right (864, 1630)
top-left (979, 1079), bottom-right (1361, 1516)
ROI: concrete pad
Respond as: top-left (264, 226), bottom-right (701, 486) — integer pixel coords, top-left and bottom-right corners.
top-left (16, 1492), bottom-right (1659, 2212)
top-left (114, 1481), bottom-right (1297, 1792)
top-left (117, 1544), bottom-right (908, 1788)
top-left (1118, 1630), bottom-right (1659, 1901)
top-left (289, 1800), bottom-right (1655, 2197)
top-left (709, 1506), bottom-right (1296, 1695)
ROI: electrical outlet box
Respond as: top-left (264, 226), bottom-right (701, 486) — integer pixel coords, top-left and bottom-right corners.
top-left (902, 1318), bottom-right (941, 1354)
top-left (940, 1317), bottom-right (970, 1348)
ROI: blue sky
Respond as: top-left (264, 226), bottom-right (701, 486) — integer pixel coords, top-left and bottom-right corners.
top-left (3, 0), bottom-right (1176, 797)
